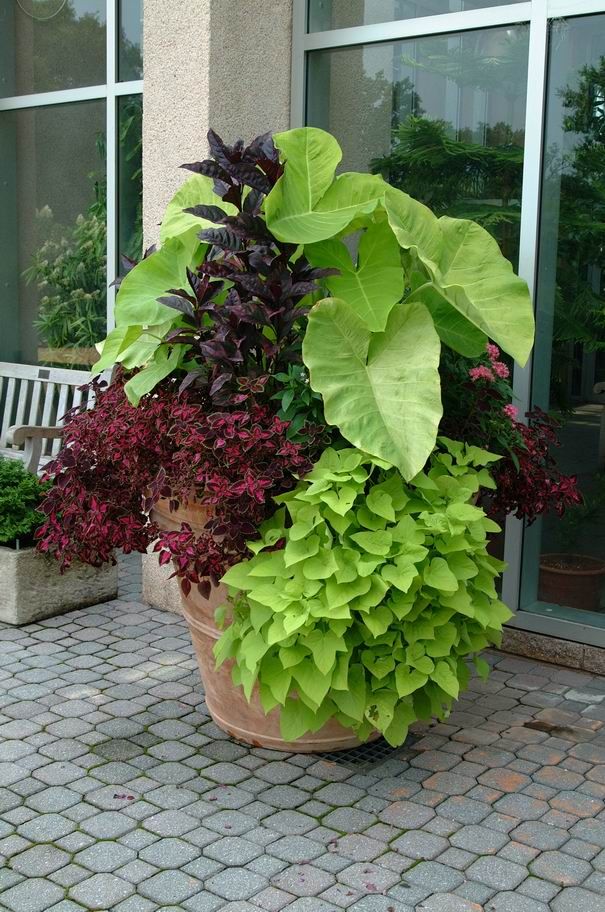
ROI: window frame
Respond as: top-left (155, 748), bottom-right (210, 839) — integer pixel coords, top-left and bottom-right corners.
top-left (0, 0), bottom-right (143, 336)
top-left (293, 0), bottom-right (605, 646)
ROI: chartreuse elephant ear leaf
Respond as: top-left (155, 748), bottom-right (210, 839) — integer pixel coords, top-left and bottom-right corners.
top-left (265, 127), bottom-right (385, 243)
top-left (306, 220), bottom-right (404, 332)
top-left (302, 298), bottom-right (443, 480)
top-left (160, 173), bottom-right (237, 243)
top-left (385, 186), bottom-right (534, 365)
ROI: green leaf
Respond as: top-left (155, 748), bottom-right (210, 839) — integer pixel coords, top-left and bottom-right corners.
top-left (160, 173), bottom-right (237, 242)
top-left (266, 130), bottom-right (385, 243)
top-left (381, 562), bottom-right (417, 593)
top-left (395, 666), bottom-right (429, 697)
top-left (302, 629), bottom-right (346, 676)
top-left (384, 699), bottom-right (416, 746)
top-left (330, 664), bottom-right (366, 721)
top-left (284, 534), bottom-right (320, 567)
top-left (474, 656), bottom-right (491, 680)
top-left (302, 551), bottom-right (339, 580)
top-left (447, 552), bottom-right (479, 580)
top-left (261, 657), bottom-right (292, 705)
top-left (303, 298), bottom-right (443, 480)
top-left (92, 325), bottom-right (143, 376)
top-left (385, 186), bottom-right (534, 366)
top-left (446, 502), bottom-right (486, 523)
top-left (362, 605), bottom-right (392, 637)
top-left (279, 644), bottom-right (307, 669)
top-left (366, 488), bottom-right (396, 522)
top-left (291, 660), bottom-right (333, 709)
top-left (115, 234), bottom-right (201, 328)
top-left (306, 220), bottom-right (404, 331)
top-left (349, 530), bottom-right (392, 556)
top-left (431, 660), bottom-right (460, 699)
top-left (418, 283), bottom-right (487, 357)
top-left (240, 629), bottom-right (271, 673)
top-left (423, 558), bottom-right (459, 593)
top-left (325, 575), bottom-right (372, 608)
top-left (280, 698), bottom-right (320, 742)
top-left (123, 346), bottom-right (183, 406)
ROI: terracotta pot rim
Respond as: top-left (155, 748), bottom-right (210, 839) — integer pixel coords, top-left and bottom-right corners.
top-left (539, 553), bottom-right (605, 577)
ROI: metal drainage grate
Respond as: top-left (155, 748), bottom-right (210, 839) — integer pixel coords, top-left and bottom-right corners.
top-left (315, 734), bottom-right (418, 772)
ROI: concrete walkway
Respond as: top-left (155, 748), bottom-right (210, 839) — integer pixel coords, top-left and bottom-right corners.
top-left (1, 558), bottom-right (605, 912)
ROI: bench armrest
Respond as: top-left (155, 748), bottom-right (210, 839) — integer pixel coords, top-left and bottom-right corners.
top-left (7, 424), bottom-right (64, 446)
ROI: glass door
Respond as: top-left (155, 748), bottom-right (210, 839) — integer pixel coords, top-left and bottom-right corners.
top-left (520, 13), bottom-right (605, 629)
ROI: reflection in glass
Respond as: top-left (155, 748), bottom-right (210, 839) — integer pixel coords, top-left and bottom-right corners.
top-left (307, 26), bottom-right (528, 264)
top-left (308, 0), bottom-right (525, 33)
top-left (119, 0), bottom-right (143, 82)
top-left (521, 16), bottom-right (605, 621)
top-left (118, 95), bottom-right (143, 263)
top-left (0, 0), bottom-right (106, 98)
top-left (0, 100), bottom-right (106, 366)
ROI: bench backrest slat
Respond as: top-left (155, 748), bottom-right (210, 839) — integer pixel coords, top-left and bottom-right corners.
top-left (0, 362), bottom-right (91, 451)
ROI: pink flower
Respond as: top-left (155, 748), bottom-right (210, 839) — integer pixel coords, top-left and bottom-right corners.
top-left (469, 365), bottom-right (495, 382)
top-left (486, 343), bottom-right (500, 362)
top-left (503, 404), bottom-right (518, 420)
top-left (492, 361), bottom-right (510, 379)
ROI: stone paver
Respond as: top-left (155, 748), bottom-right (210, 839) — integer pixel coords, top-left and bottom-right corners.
top-left (0, 555), bottom-right (604, 910)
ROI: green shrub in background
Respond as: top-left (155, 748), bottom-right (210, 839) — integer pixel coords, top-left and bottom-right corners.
top-left (0, 459), bottom-right (49, 547)
top-left (216, 440), bottom-right (510, 745)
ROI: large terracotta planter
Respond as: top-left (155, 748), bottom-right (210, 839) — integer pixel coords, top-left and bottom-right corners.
top-left (153, 498), bottom-right (372, 751)
top-left (538, 553), bottom-right (605, 612)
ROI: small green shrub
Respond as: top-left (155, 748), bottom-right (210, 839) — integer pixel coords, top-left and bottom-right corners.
top-left (0, 459), bottom-right (49, 547)
top-left (216, 439), bottom-right (512, 746)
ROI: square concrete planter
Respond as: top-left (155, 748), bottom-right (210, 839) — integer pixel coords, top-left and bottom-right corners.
top-left (0, 545), bottom-right (119, 625)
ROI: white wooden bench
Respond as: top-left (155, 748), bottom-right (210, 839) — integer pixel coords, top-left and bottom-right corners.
top-left (0, 363), bottom-right (93, 473)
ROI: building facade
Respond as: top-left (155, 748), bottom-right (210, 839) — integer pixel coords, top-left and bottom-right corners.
top-left (2, 0), bottom-right (605, 657)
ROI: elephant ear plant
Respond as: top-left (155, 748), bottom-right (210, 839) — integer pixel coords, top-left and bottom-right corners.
top-left (39, 126), bottom-right (538, 747)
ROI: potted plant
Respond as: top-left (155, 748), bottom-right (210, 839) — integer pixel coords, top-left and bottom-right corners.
top-left (0, 458), bottom-right (118, 625)
top-left (39, 126), bottom-right (565, 750)
top-left (539, 476), bottom-right (605, 612)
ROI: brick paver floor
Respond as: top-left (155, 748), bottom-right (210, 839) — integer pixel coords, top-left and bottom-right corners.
top-left (1, 556), bottom-right (605, 911)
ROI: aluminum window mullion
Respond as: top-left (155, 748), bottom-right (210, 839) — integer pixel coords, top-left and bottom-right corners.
top-left (113, 79), bottom-right (143, 97)
top-left (501, 0), bottom-right (549, 614)
top-left (106, 0), bottom-right (118, 332)
top-left (303, 2), bottom-right (532, 50)
top-left (0, 84), bottom-right (109, 111)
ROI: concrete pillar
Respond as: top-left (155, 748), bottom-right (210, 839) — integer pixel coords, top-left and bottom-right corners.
top-left (141, 0), bottom-right (293, 611)
top-left (142, 0), bottom-right (293, 245)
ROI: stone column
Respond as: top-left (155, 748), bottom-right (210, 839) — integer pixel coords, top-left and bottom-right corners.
top-left (142, 0), bottom-right (293, 245)
top-left (141, 0), bottom-right (293, 612)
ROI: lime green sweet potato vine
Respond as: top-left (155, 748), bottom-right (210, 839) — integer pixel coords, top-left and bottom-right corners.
top-left (215, 441), bottom-right (511, 746)
top-left (263, 127), bottom-right (534, 480)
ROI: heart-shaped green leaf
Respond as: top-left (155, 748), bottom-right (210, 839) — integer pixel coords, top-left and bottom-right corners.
top-left (306, 220), bottom-right (404, 331)
top-left (385, 186), bottom-right (534, 365)
top-left (265, 128), bottom-right (385, 243)
top-left (303, 298), bottom-right (443, 480)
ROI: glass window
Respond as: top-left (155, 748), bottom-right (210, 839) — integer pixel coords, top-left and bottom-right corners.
top-left (521, 15), bottom-right (605, 624)
top-left (0, 0), bottom-right (106, 98)
top-left (308, 0), bottom-right (526, 33)
top-left (307, 25), bottom-right (529, 265)
top-left (119, 0), bottom-right (143, 81)
top-left (0, 100), bottom-right (106, 366)
top-left (118, 94), bottom-right (143, 261)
